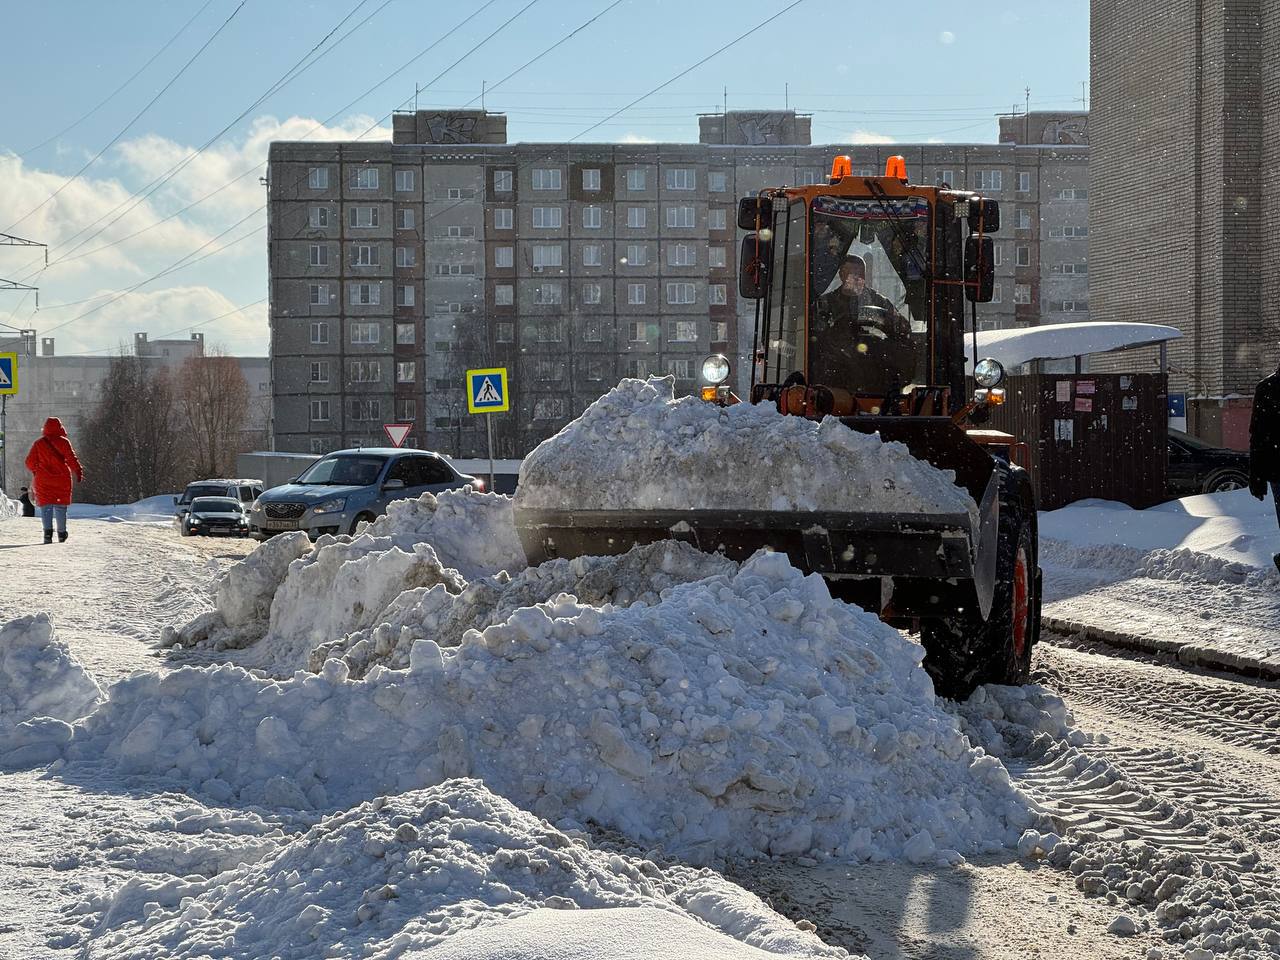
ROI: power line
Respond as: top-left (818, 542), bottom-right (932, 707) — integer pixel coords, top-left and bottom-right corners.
top-left (3, 0), bottom-right (248, 234)
top-left (15, 0), bottom-right (218, 159)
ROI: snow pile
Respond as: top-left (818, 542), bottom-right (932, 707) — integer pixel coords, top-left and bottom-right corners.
top-left (1136, 547), bottom-right (1256, 586)
top-left (86, 780), bottom-right (850, 960)
top-left (517, 378), bottom-right (976, 520)
top-left (44, 551), bottom-right (1032, 863)
top-left (0, 614), bottom-right (102, 763)
top-left (69, 493), bottom-right (179, 524)
top-left (0, 486), bottom-right (20, 521)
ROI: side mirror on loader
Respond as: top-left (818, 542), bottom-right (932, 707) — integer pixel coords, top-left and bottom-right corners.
top-left (964, 235), bottom-right (995, 303)
top-left (739, 234), bottom-right (772, 300)
top-left (738, 196), bottom-right (773, 231)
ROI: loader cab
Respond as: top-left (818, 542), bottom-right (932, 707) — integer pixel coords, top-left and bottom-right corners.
top-left (739, 156), bottom-right (997, 419)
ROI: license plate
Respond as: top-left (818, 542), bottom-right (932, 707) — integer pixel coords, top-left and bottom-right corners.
top-left (265, 519), bottom-right (299, 530)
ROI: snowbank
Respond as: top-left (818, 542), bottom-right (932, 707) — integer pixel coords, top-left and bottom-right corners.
top-left (69, 493), bottom-right (178, 524)
top-left (0, 486), bottom-right (20, 521)
top-left (517, 378), bottom-right (976, 520)
top-left (0, 614), bottom-right (102, 762)
top-left (86, 780), bottom-right (849, 960)
top-left (41, 552), bottom-right (1032, 864)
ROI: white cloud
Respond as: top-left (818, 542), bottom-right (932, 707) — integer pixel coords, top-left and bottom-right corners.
top-left (53, 286), bottom-right (267, 356)
top-left (620, 132), bottom-right (656, 144)
top-left (846, 130), bottom-right (896, 145)
top-left (939, 30), bottom-right (956, 44)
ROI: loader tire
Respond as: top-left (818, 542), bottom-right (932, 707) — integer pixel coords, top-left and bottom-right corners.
top-left (920, 482), bottom-right (1039, 700)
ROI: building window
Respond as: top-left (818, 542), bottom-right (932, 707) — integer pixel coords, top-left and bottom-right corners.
top-left (666, 282), bottom-right (696, 305)
top-left (309, 244), bottom-right (328, 266)
top-left (582, 318), bottom-right (603, 342)
top-left (351, 168), bottom-right (379, 190)
top-left (495, 246), bottom-right (514, 268)
top-left (627, 283), bottom-right (646, 305)
top-left (445, 225), bottom-right (476, 238)
top-left (310, 399), bottom-right (330, 422)
top-left (397, 361), bottom-right (415, 383)
top-left (708, 171), bottom-right (727, 193)
top-left (582, 244), bottom-right (602, 267)
top-left (309, 283), bottom-right (329, 305)
top-left (309, 207), bottom-right (329, 228)
top-left (494, 208), bottom-right (513, 230)
top-left (535, 319), bottom-right (563, 341)
top-left (665, 206), bottom-right (695, 228)
top-left (582, 282), bottom-right (602, 304)
top-left (712, 321), bottom-right (728, 341)
top-left (668, 319), bottom-right (698, 342)
top-left (310, 321), bottom-right (329, 345)
top-left (1049, 225), bottom-right (1090, 238)
top-left (531, 168), bottom-right (562, 190)
top-left (1054, 262), bottom-right (1089, 275)
top-left (348, 398), bottom-right (382, 422)
top-left (584, 357), bottom-right (605, 381)
top-left (1017, 171), bottom-right (1032, 193)
top-left (494, 169), bottom-right (514, 192)
top-left (532, 206), bottom-right (563, 228)
top-left (398, 398), bottom-right (416, 421)
top-left (308, 167), bottom-right (329, 189)
top-left (394, 169), bottom-right (415, 192)
top-left (582, 168), bottom-right (601, 191)
top-left (1056, 188), bottom-right (1089, 200)
top-left (975, 170), bottom-right (1002, 192)
top-left (353, 244), bottom-right (378, 266)
top-left (709, 283), bottom-right (727, 305)
top-left (1017, 208), bottom-right (1032, 231)
top-left (350, 321), bottom-right (380, 344)
top-left (993, 245), bottom-right (1004, 267)
top-left (397, 284), bottom-right (415, 306)
top-left (348, 359), bottom-right (381, 383)
top-left (396, 208), bottom-right (415, 230)
top-left (1014, 284), bottom-right (1031, 305)
top-left (582, 205), bottom-right (602, 229)
top-left (626, 357), bottom-right (650, 378)
top-left (432, 263), bottom-right (476, 276)
top-left (349, 283), bottom-right (381, 305)
top-left (494, 284), bottom-right (514, 305)
top-left (625, 243), bottom-right (647, 266)
top-left (496, 321), bottom-right (514, 342)
top-left (708, 208), bottom-right (727, 231)
top-left (533, 282), bottom-right (563, 305)
top-left (350, 207), bottom-right (378, 229)
top-left (534, 359), bottom-right (564, 381)
top-left (796, 169), bottom-right (823, 187)
top-left (626, 168), bottom-right (646, 191)
top-left (532, 244), bottom-right (562, 268)
top-left (665, 168), bottom-right (694, 190)
top-left (1015, 246), bottom-right (1030, 267)
top-left (936, 169), bottom-right (955, 186)
top-left (395, 246), bottom-right (416, 267)
top-left (310, 360), bottom-right (329, 383)
top-left (708, 246), bottom-right (727, 268)
top-left (628, 320), bottom-right (649, 342)
top-left (626, 206), bottom-right (646, 229)
top-left (1060, 300), bottom-right (1088, 312)
top-left (532, 397), bottom-right (568, 420)
top-left (395, 322), bottom-right (415, 344)
top-left (991, 284), bottom-right (1002, 304)
top-left (667, 243), bottom-right (696, 267)
top-left (669, 358), bottom-right (696, 379)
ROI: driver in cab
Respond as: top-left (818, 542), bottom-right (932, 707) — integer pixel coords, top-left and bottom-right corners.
top-left (810, 254), bottom-right (913, 393)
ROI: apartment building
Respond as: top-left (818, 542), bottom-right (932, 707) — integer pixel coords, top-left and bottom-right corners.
top-left (267, 109), bottom-right (1088, 458)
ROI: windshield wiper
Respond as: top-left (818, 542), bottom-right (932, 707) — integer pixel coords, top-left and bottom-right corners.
top-left (864, 179), bottom-right (929, 279)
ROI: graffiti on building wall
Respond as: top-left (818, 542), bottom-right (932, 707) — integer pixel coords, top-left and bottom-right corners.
top-left (1041, 116), bottom-right (1088, 145)
top-left (734, 113), bottom-right (789, 145)
top-left (423, 113), bottom-right (479, 143)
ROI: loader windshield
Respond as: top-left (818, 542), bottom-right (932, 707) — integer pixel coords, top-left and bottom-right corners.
top-left (808, 195), bottom-right (930, 397)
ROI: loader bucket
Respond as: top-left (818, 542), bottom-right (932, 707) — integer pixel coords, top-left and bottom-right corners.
top-left (512, 416), bottom-right (1001, 621)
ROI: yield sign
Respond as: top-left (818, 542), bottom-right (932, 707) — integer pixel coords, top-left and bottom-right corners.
top-left (383, 423), bottom-right (412, 447)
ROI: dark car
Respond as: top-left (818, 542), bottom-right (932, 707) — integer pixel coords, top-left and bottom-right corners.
top-left (1167, 429), bottom-right (1252, 496)
top-left (182, 496), bottom-right (251, 537)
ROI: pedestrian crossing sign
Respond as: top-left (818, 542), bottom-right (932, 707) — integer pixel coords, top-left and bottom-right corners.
top-left (466, 367), bottom-right (509, 414)
top-left (0, 353), bottom-right (17, 396)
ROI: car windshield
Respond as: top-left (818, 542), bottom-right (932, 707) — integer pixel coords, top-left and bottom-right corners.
top-left (1169, 429), bottom-right (1217, 452)
top-left (296, 455), bottom-right (387, 486)
top-left (191, 497), bottom-right (241, 512)
top-left (181, 484), bottom-right (228, 503)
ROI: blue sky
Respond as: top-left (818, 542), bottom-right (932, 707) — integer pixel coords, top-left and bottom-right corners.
top-left (0, 0), bottom-right (1088, 355)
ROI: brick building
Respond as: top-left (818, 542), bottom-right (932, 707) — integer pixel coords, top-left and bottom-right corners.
top-left (267, 109), bottom-right (1088, 458)
top-left (1089, 0), bottom-right (1280, 428)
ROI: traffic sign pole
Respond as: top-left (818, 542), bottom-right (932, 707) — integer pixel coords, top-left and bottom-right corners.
top-left (485, 413), bottom-right (495, 492)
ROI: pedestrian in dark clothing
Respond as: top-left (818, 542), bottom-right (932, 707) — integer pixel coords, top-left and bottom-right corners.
top-left (1248, 365), bottom-right (1280, 572)
top-left (24, 417), bottom-right (84, 544)
top-left (19, 486), bottom-right (35, 518)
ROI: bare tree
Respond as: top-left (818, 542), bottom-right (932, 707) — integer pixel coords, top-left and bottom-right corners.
top-left (78, 354), bottom-right (183, 504)
top-left (176, 350), bottom-right (251, 479)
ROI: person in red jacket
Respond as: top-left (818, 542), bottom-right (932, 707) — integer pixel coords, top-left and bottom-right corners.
top-left (24, 417), bottom-right (84, 544)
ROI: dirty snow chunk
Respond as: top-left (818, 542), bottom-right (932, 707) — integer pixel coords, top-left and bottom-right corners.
top-left (517, 378), bottom-right (976, 520)
top-left (0, 614), bottom-right (102, 735)
top-left (359, 488), bottom-right (526, 581)
top-left (0, 486), bottom-right (20, 521)
top-left (85, 780), bottom-right (851, 960)
top-left (1107, 914), bottom-right (1139, 936)
top-left (52, 551), bottom-right (1034, 863)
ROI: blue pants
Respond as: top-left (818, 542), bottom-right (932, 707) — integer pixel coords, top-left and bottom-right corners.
top-left (41, 504), bottom-right (67, 535)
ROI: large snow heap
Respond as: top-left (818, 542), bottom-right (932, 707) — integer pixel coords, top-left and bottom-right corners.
top-left (44, 550), bottom-right (1032, 863)
top-left (517, 377), bottom-right (976, 520)
top-left (0, 485), bottom-right (20, 521)
top-left (86, 779), bottom-right (850, 960)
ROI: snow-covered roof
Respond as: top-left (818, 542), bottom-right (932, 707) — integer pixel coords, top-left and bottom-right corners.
top-left (964, 321), bottom-right (1182, 371)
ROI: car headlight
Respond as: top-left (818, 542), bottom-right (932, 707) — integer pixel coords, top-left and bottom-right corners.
top-left (190, 517), bottom-right (201, 524)
top-left (250, 498), bottom-right (260, 511)
top-left (973, 357), bottom-right (1006, 388)
top-left (312, 497), bottom-right (347, 515)
top-left (701, 354), bottom-right (731, 385)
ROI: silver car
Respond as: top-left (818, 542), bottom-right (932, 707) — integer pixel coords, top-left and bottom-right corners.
top-left (248, 448), bottom-right (479, 539)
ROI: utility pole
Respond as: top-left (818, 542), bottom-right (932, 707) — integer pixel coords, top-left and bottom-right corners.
top-left (0, 234), bottom-right (44, 492)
